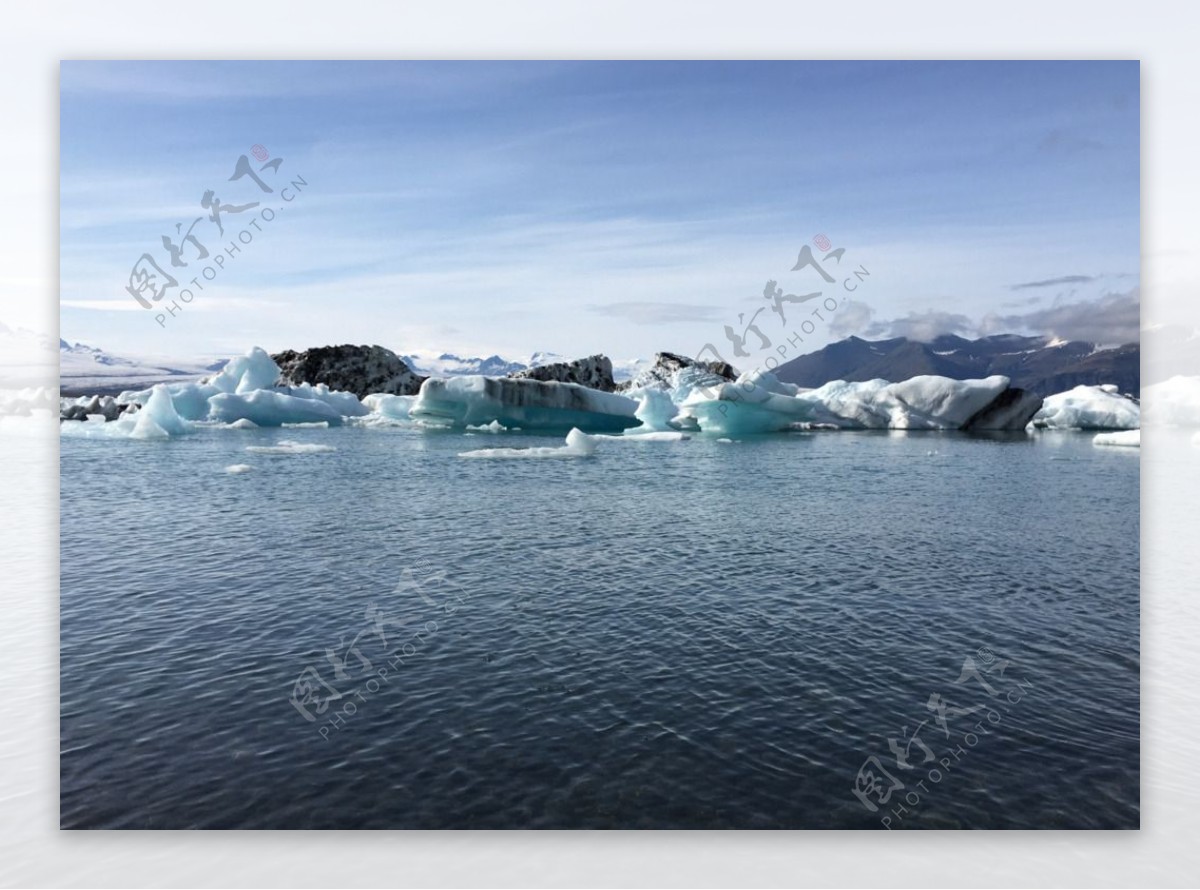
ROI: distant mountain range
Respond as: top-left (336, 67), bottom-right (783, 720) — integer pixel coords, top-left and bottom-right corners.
top-left (401, 350), bottom-right (648, 382)
top-left (399, 351), bottom-right (549, 378)
top-left (53, 332), bottom-right (1147, 398)
top-left (774, 334), bottom-right (1140, 396)
top-left (58, 339), bottom-right (226, 396)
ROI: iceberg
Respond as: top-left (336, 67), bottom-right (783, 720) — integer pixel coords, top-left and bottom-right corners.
top-left (1142, 376), bottom-right (1200, 427)
top-left (412, 376), bottom-right (639, 433)
top-left (1032, 385), bottom-right (1140, 430)
top-left (209, 390), bottom-right (345, 427)
top-left (102, 348), bottom-right (369, 430)
top-left (630, 389), bottom-right (681, 432)
top-left (60, 384), bottom-right (191, 440)
top-left (206, 346), bottom-right (282, 394)
top-left (1093, 430), bottom-right (1140, 448)
top-left (601, 430), bottom-right (689, 442)
top-left (361, 393), bottom-right (416, 421)
top-left (677, 371), bottom-right (1040, 434)
top-left (458, 427), bottom-right (597, 459)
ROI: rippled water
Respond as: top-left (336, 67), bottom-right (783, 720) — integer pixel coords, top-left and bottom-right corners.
top-left (60, 425), bottom-right (1139, 829)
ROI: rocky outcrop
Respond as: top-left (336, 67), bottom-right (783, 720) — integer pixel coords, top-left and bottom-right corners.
top-left (618, 351), bottom-right (739, 392)
top-left (507, 354), bottom-right (616, 392)
top-left (271, 345), bottom-right (426, 398)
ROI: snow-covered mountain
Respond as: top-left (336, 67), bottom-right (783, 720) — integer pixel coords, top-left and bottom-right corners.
top-left (59, 339), bottom-right (225, 396)
top-left (400, 352), bottom-right (537, 378)
top-left (775, 333), bottom-right (1140, 396)
top-left (401, 350), bottom-right (650, 382)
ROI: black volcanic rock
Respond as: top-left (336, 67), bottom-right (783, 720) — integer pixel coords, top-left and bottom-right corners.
top-left (617, 351), bottom-right (739, 392)
top-left (272, 345), bottom-right (426, 398)
top-left (508, 354), bottom-right (617, 392)
top-left (59, 394), bottom-right (134, 422)
top-left (775, 334), bottom-right (1140, 396)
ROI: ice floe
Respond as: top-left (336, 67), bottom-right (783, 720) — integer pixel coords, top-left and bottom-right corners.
top-left (458, 427), bottom-right (597, 459)
top-left (1093, 430), bottom-right (1140, 448)
top-left (244, 440), bottom-right (337, 455)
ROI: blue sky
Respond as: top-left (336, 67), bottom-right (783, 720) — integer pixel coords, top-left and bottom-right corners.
top-left (60, 61), bottom-right (1140, 364)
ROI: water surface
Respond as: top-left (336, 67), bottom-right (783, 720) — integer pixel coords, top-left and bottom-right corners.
top-left (60, 426), bottom-right (1140, 828)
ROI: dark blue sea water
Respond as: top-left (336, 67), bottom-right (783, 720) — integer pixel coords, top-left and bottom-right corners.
top-left (59, 425), bottom-right (1139, 829)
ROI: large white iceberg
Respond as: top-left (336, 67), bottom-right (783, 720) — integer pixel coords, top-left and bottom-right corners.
top-left (678, 370), bottom-right (1040, 434)
top-left (412, 376), bottom-right (639, 432)
top-left (1142, 376), bottom-right (1200, 427)
top-left (1032, 385), bottom-right (1140, 430)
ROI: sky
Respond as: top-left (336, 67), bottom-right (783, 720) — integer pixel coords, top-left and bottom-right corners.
top-left (59, 60), bottom-right (1140, 365)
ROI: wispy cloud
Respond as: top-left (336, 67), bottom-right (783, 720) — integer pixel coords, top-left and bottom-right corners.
top-left (836, 288), bottom-right (1140, 347)
top-left (1009, 275), bottom-right (1097, 290)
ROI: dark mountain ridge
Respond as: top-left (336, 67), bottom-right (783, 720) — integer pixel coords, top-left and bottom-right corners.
top-left (775, 334), bottom-right (1139, 396)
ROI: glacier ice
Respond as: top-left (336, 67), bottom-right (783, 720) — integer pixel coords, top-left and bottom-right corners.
top-left (63, 345), bottom-right (1048, 444)
top-left (413, 376), bottom-right (639, 432)
top-left (60, 384), bottom-right (191, 440)
top-left (676, 371), bottom-right (1038, 434)
top-left (458, 427), bottom-right (597, 459)
top-left (466, 420), bottom-right (508, 433)
top-left (277, 382), bottom-right (368, 418)
top-left (1093, 430), bottom-right (1140, 448)
top-left (206, 346), bottom-right (282, 394)
top-left (1032, 385), bottom-right (1140, 430)
top-left (104, 347), bottom-right (367, 429)
top-left (361, 393), bottom-right (416, 421)
top-left (629, 389), bottom-right (681, 432)
top-left (603, 430), bottom-right (689, 442)
top-left (208, 390), bottom-right (346, 427)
